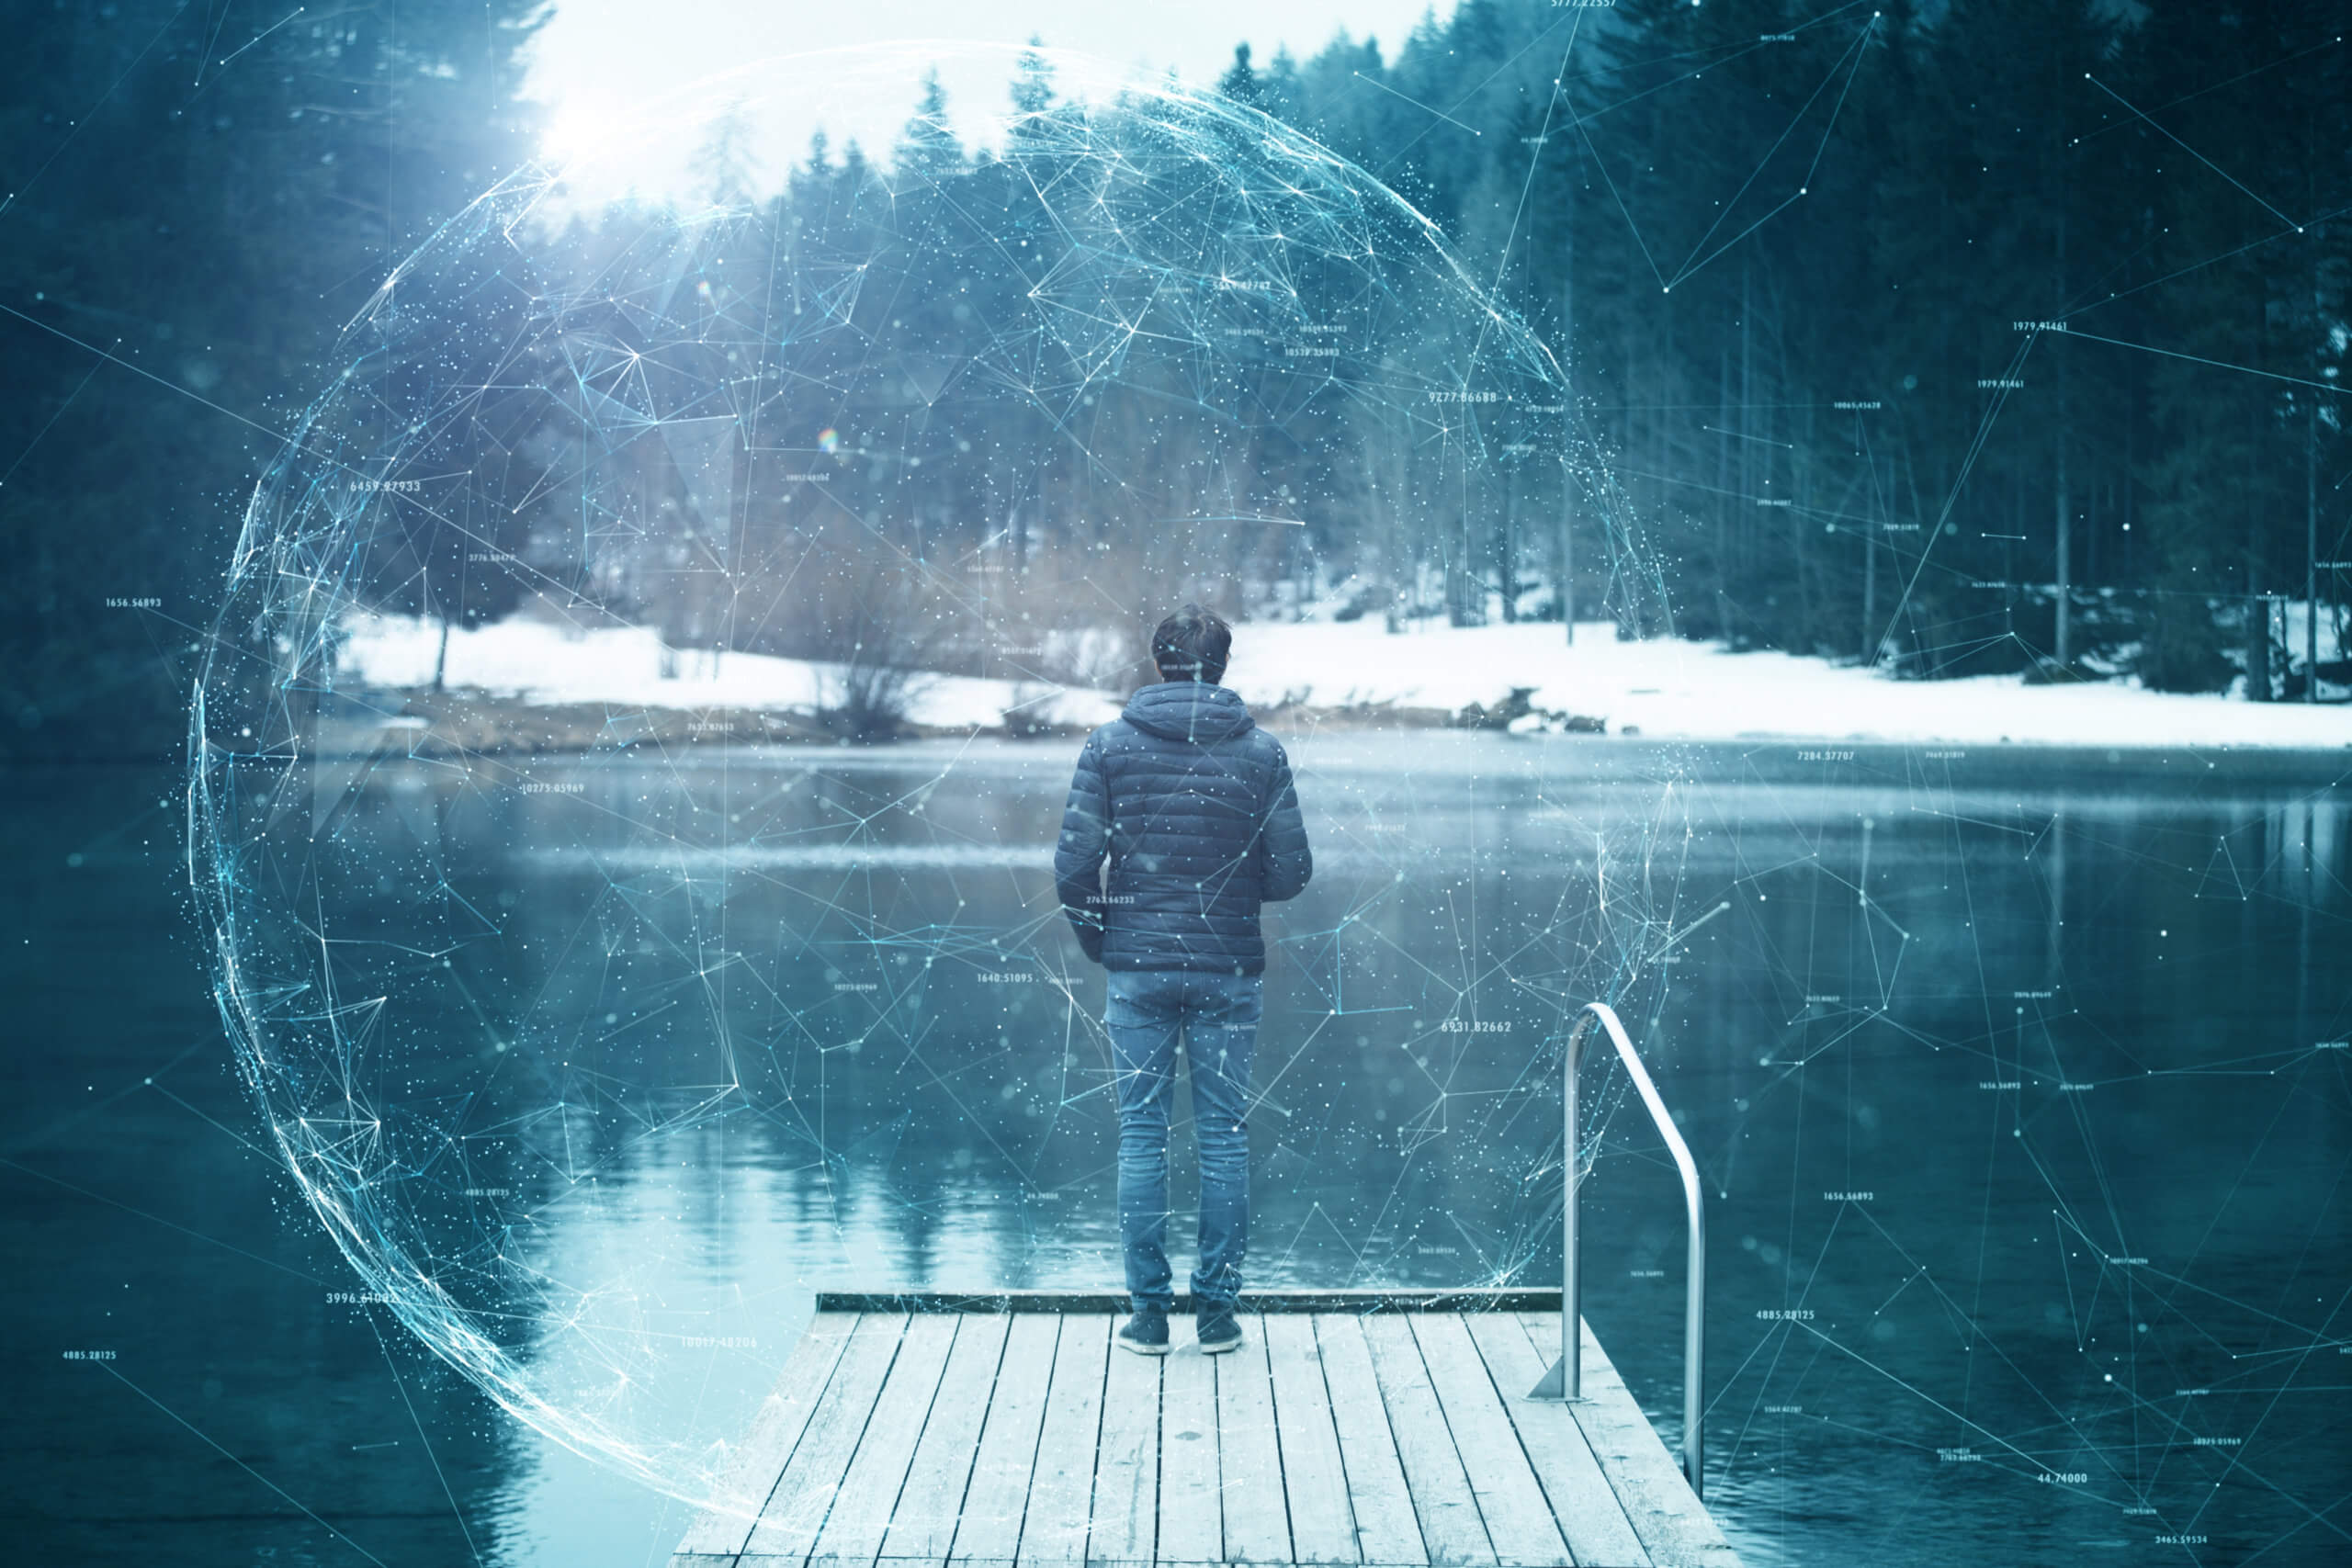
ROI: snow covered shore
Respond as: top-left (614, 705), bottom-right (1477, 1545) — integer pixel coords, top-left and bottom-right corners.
top-left (335, 614), bottom-right (1124, 733)
top-left (1225, 620), bottom-right (2349, 748)
top-left (336, 613), bottom-right (2348, 749)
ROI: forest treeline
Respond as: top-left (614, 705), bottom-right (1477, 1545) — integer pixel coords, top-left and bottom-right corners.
top-left (0, 0), bottom-right (547, 758)
top-left (4, 1), bottom-right (2346, 759)
top-left (1229, 0), bottom-right (2349, 695)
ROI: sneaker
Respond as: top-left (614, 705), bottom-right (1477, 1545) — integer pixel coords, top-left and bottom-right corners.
top-left (1194, 1303), bottom-right (1243, 1354)
top-left (1116, 1307), bottom-right (1171, 1356)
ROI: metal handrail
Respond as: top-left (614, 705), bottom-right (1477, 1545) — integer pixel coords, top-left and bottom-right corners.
top-left (1524, 1001), bottom-right (1707, 1498)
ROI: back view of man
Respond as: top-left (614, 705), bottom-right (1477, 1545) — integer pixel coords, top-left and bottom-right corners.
top-left (1055, 604), bottom-right (1312, 1356)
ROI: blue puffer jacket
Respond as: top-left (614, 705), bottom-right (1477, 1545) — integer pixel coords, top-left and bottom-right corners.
top-left (1055, 682), bottom-right (1312, 974)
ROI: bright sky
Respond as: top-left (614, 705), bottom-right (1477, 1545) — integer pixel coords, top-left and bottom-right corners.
top-left (519, 0), bottom-right (1453, 146)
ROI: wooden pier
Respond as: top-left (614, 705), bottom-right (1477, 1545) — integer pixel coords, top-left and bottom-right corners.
top-left (668, 1290), bottom-right (1740, 1568)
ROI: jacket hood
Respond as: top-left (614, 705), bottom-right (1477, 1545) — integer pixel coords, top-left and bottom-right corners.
top-left (1122, 681), bottom-right (1256, 742)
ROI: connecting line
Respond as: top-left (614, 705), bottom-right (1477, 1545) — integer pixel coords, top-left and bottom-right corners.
top-left (1571, 109), bottom-right (1668, 293)
top-left (0, 1156), bottom-right (326, 1284)
top-left (195, 0), bottom-right (238, 85)
top-left (1157, 513), bottom-right (1307, 527)
top-left (1611, 461), bottom-right (1885, 530)
top-left (1702, 424), bottom-right (1795, 449)
top-left (2084, 73), bottom-right (2303, 232)
top-left (2061, 325), bottom-right (2348, 397)
top-left (1782, 1320), bottom-right (2062, 1479)
top-left (0, 300), bottom-right (314, 454)
top-left (1351, 72), bottom-right (1484, 136)
top-left (359, 1308), bottom-right (487, 1567)
top-left (94, 1361), bottom-right (395, 1566)
top-left (1665, 15), bottom-right (1877, 293)
top-left (1645, 900), bottom-right (1731, 967)
top-left (0, 0), bottom-right (195, 219)
top-left (1567, 0), bottom-right (1877, 138)
top-left (1867, 329), bottom-right (2035, 657)
top-left (143, 1080), bottom-right (283, 1163)
top-left (2075, 32), bottom-right (2346, 145)
top-left (1376, 10), bottom-right (1578, 178)
top-left (0, 299), bottom-right (604, 631)
top-left (214, 6), bottom-right (305, 73)
top-left (1845, 1204), bottom-right (2151, 1498)
top-left (1668, 191), bottom-right (1807, 294)
top-left (1797, 21), bottom-right (1873, 192)
top-left (2062, 197), bottom-right (2352, 319)
top-left (0, 347), bottom-right (101, 489)
top-left (1481, 9), bottom-right (1590, 302)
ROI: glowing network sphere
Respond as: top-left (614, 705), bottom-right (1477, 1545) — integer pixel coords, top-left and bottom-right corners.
top-left (189, 43), bottom-right (1644, 1506)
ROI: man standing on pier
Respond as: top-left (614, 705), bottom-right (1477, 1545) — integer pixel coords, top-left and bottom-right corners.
top-left (1054, 604), bottom-right (1313, 1356)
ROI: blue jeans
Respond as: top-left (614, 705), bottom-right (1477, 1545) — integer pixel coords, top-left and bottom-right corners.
top-left (1104, 967), bottom-right (1261, 1314)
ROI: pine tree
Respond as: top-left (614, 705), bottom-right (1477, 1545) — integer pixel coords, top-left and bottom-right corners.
top-left (1219, 44), bottom-right (1264, 108)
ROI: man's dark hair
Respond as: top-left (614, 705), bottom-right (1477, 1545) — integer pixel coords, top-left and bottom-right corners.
top-left (1151, 604), bottom-right (1233, 684)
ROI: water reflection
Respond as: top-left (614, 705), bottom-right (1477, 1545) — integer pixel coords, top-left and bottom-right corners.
top-left (237, 739), bottom-right (2352, 1562)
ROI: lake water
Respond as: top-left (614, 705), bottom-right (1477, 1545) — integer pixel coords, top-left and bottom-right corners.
top-left (7, 737), bottom-right (2347, 1565)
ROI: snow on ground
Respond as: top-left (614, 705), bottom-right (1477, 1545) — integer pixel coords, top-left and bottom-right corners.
top-left (1227, 619), bottom-right (2349, 747)
top-left (334, 614), bottom-right (1123, 730)
top-left (339, 613), bottom-right (2350, 748)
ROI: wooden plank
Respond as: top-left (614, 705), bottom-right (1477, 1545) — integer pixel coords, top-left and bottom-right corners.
top-left (1262, 1314), bottom-right (1359, 1564)
top-left (945, 1313), bottom-right (1063, 1564)
top-left (1016, 1314), bottom-right (1110, 1564)
top-left (1217, 1315), bottom-right (1294, 1564)
top-left (1517, 1314), bottom-right (1741, 1568)
top-left (1463, 1312), bottom-right (1651, 1568)
top-left (1362, 1313), bottom-right (1498, 1568)
top-left (685, 1302), bottom-right (1736, 1568)
top-left (878, 1313), bottom-right (1010, 1566)
top-left (808, 1314), bottom-right (960, 1568)
top-left (675, 1312), bottom-right (859, 1557)
top-left (1408, 1314), bottom-right (1570, 1568)
top-left (1312, 1315), bottom-right (1428, 1568)
top-left (818, 1290), bottom-right (1563, 1315)
top-left (1157, 1329), bottom-right (1223, 1565)
top-left (1086, 1326), bottom-right (1161, 1565)
top-left (743, 1314), bottom-right (913, 1561)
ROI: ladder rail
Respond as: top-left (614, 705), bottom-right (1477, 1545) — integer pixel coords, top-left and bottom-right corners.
top-left (1524, 1000), bottom-right (1707, 1498)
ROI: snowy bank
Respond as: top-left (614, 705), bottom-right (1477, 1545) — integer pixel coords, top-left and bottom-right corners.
top-left (1222, 620), bottom-right (2350, 748)
top-left (334, 614), bottom-right (1121, 732)
top-left (336, 613), bottom-right (2348, 750)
